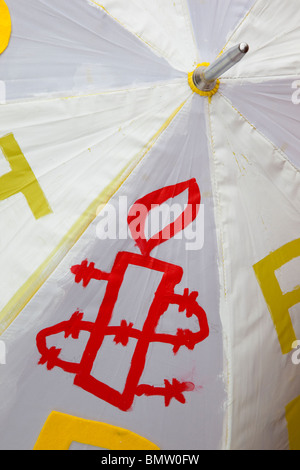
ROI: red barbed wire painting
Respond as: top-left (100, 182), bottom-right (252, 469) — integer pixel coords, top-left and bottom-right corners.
top-left (36, 179), bottom-right (210, 412)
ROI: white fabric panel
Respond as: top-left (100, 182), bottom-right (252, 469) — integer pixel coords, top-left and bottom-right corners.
top-left (223, 0), bottom-right (300, 79)
top-left (208, 92), bottom-right (300, 450)
top-left (220, 79), bottom-right (300, 170)
top-left (0, 96), bottom-right (225, 450)
top-left (2, 0), bottom-right (182, 102)
top-left (187, 0), bottom-right (255, 63)
top-left (88, 0), bottom-right (199, 72)
top-left (0, 80), bottom-right (191, 315)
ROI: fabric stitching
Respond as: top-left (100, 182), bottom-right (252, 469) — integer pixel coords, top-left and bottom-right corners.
top-left (206, 98), bottom-right (232, 451)
top-left (219, 90), bottom-right (300, 174)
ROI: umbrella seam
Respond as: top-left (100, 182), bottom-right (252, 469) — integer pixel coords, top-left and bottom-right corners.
top-left (219, 90), bottom-right (300, 174)
top-left (221, 74), bottom-right (300, 80)
top-left (179, 0), bottom-right (199, 66)
top-left (0, 78), bottom-right (187, 108)
top-left (206, 98), bottom-right (233, 451)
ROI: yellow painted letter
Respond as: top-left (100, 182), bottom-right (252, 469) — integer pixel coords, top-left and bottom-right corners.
top-left (286, 395), bottom-right (300, 450)
top-left (254, 239), bottom-right (300, 355)
top-left (34, 411), bottom-right (159, 450)
top-left (0, 0), bottom-right (11, 54)
top-left (0, 133), bottom-right (52, 219)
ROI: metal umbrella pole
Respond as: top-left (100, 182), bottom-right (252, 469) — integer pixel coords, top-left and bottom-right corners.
top-left (193, 43), bottom-right (249, 92)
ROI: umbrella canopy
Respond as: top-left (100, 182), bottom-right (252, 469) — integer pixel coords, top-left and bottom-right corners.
top-left (0, 0), bottom-right (299, 451)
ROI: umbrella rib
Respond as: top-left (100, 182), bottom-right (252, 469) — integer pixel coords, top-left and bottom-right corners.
top-left (218, 90), bottom-right (300, 175)
top-left (179, 0), bottom-right (199, 65)
top-left (0, 78), bottom-right (186, 110)
top-left (221, 74), bottom-right (300, 80)
top-left (206, 97), bottom-right (233, 451)
top-left (205, 101), bottom-right (228, 301)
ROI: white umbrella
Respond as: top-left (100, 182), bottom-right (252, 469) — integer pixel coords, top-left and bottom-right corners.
top-left (0, 0), bottom-right (299, 450)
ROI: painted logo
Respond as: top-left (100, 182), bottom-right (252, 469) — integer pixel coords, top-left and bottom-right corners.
top-left (36, 179), bottom-right (209, 411)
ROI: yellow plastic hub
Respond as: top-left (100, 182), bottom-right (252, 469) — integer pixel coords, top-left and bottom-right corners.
top-left (188, 62), bottom-right (220, 98)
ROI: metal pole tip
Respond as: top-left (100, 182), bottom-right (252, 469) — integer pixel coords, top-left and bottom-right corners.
top-left (192, 42), bottom-right (250, 94)
top-left (239, 42), bottom-right (249, 54)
